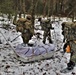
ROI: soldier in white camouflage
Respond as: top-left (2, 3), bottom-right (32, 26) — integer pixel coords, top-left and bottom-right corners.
top-left (39, 18), bottom-right (54, 44)
top-left (62, 22), bottom-right (76, 70)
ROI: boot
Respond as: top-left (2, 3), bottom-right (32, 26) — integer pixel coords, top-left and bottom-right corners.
top-left (67, 60), bottom-right (75, 70)
top-left (43, 40), bottom-right (45, 44)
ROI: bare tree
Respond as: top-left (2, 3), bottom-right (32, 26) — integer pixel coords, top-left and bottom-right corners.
top-left (43, 0), bottom-right (47, 17)
top-left (22, 0), bottom-right (26, 17)
top-left (31, 0), bottom-right (36, 28)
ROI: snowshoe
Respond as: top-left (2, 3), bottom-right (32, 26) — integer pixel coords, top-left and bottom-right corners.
top-left (60, 61), bottom-right (75, 73)
top-left (67, 65), bottom-right (74, 70)
top-left (67, 61), bottom-right (75, 70)
top-left (60, 67), bottom-right (73, 73)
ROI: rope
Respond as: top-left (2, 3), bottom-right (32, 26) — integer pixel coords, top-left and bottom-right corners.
top-left (0, 30), bottom-right (18, 56)
top-left (11, 34), bottom-right (21, 42)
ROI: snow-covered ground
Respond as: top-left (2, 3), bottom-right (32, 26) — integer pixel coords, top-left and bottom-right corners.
top-left (0, 16), bottom-right (76, 75)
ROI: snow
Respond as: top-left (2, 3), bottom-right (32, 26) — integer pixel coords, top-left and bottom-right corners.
top-left (0, 16), bottom-right (76, 75)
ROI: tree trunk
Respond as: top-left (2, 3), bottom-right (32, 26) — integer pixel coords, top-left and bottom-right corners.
top-left (19, 0), bottom-right (22, 18)
top-left (43, 0), bottom-right (47, 17)
top-left (22, 0), bottom-right (26, 18)
top-left (13, 13), bottom-right (17, 25)
top-left (72, 12), bottom-right (75, 22)
top-left (35, 0), bottom-right (39, 15)
top-left (31, 0), bottom-right (36, 28)
top-left (48, 0), bottom-right (51, 17)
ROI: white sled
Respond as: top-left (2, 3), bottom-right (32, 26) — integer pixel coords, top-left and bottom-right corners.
top-left (15, 43), bottom-right (55, 63)
top-left (0, 30), bottom-right (55, 63)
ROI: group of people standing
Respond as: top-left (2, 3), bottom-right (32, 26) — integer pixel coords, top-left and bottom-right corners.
top-left (13, 15), bottom-right (76, 70)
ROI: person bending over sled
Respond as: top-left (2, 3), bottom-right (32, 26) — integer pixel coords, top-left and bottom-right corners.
top-left (13, 15), bottom-right (34, 45)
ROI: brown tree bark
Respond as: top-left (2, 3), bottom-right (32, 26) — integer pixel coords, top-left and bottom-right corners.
top-left (22, 0), bottom-right (26, 18)
top-left (31, 0), bottom-right (36, 28)
top-left (43, 0), bottom-right (47, 17)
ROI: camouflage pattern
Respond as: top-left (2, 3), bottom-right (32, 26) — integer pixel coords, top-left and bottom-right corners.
top-left (62, 22), bottom-right (76, 41)
top-left (13, 15), bottom-right (34, 44)
top-left (70, 41), bottom-right (76, 62)
top-left (41, 19), bottom-right (53, 44)
top-left (62, 22), bottom-right (76, 63)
